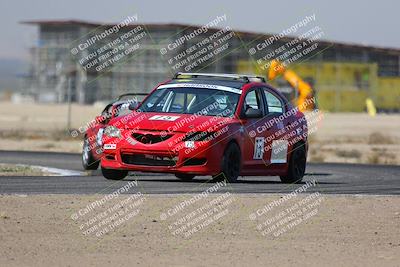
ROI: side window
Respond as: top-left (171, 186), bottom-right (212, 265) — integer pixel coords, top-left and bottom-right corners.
top-left (101, 104), bottom-right (113, 120)
top-left (115, 103), bottom-right (131, 117)
top-left (170, 92), bottom-right (185, 112)
top-left (263, 89), bottom-right (284, 114)
top-left (244, 90), bottom-right (262, 111)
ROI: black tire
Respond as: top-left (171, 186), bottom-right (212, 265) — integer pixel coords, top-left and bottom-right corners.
top-left (213, 142), bottom-right (241, 183)
top-left (101, 167), bottom-right (128, 180)
top-left (280, 142), bottom-right (307, 183)
top-left (175, 173), bottom-right (195, 181)
top-left (82, 137), bottom-right (99, 170)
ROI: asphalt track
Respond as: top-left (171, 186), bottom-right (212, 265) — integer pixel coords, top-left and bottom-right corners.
top-left (0, 150), bottom-right (399, 195)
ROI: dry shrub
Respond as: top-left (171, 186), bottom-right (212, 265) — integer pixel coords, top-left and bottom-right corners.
top-left (368, 132), bottom-right (394, 145)
top-left (335, 149), bottom-right (362, 158)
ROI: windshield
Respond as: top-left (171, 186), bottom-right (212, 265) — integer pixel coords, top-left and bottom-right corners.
top-left (139, 87), bottom-right (239, 117)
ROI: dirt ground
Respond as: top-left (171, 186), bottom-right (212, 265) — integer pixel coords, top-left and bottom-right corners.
top-left (0, 102), bottom-right (399, 164)
top-left (0, 163), bottom-right (46, 176)
top-left (306, 112), bottom-right (400, 165)
top-left (0, 194), bottom-right (399, 267)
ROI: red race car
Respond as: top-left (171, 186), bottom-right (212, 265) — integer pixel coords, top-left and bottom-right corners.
top-left (101, 73), bottom-right (309, 183)
top-left (82, 93), bottom-right (145, 170)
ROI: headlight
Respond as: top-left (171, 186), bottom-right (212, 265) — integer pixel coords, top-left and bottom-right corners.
top-left (104, 126), bottom-right (121, 138)
top-left (96, 128), bottom-right (104, 146)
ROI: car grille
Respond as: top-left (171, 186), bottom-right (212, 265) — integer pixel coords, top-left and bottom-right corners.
top-left (121, 153), bottom-right (177, 166)
top-left (182, 158), bottom-right (207, 166)
top-left (132, 132), bottom-right (172, 144)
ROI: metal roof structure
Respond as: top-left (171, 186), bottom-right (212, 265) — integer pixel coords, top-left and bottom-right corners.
top-left (21, 19), bottom-right (400, 54)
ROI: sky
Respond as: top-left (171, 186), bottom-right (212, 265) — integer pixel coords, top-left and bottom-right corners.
top-left (1, 0), bottom-right (399, 60)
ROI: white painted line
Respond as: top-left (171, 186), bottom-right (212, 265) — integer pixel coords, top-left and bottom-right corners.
top-left (13, 164), bottom-right (84, 176)
top-left (33, 165), bottom-right (84, 176)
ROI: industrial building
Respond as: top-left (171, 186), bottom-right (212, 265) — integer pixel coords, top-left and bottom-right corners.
top-left (21, 20), bottom-right (400, 111)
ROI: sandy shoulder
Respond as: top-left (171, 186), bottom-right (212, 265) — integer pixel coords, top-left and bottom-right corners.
top-left (0, 163), bottom-right (48, 176)
top-left (0, 194), bottom-right (399, 267)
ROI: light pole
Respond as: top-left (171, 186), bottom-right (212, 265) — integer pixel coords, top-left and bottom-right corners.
top-left (67, 76), bottom-right (72, 130)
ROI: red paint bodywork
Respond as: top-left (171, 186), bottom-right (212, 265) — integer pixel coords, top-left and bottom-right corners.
top-left (85, 101), bottom-right (137, 162)
top-left (101, 81), bottom-right (308, 177)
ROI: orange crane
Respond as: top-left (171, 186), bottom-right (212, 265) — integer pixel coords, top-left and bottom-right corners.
top-left (268, 60), bottom-right (315, 112)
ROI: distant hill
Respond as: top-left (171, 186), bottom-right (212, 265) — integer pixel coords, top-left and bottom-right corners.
top-left (0, 58), bottom-right (28, 92)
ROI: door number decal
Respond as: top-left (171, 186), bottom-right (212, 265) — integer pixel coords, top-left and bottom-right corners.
top-left (253, 137), bottom-right (265, 160)
top-left (271, 140), bottom-right (288, 163)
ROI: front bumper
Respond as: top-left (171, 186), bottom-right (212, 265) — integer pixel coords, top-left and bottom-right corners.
top-left (101, 137), bottom-right (224, 176)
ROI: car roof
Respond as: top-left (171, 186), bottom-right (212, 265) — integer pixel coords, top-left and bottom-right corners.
top-left (112, 100), bottom-right (131, 106)
top-left (167, 78), bottom-right (248, 89)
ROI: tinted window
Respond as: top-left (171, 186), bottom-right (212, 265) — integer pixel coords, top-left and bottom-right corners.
top-left (244, 90), bottom-right (262, 110)
top-left (101, 104), bottom-right (113, 119)
top-left (263, 89), bottom-right (283, 114)
top-left (139, 87), bottom-right (239, 117)
top-left (115, 103), bottom-right (131, 117)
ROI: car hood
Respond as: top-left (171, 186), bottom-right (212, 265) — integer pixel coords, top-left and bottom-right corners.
top-left (111, 112), bottom-right (234, 133)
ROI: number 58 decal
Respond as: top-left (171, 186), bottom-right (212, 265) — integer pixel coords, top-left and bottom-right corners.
top-left (253, 137), bottom-right (265, 160)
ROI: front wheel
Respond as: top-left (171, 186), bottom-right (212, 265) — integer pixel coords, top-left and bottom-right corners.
top-left (280, 143), bottom-right (306, 183)
top-left (213, 142), bottom-right (241, 183)
top-left (101, 167), bottom-right (128, 180)
top-left (82, 137), bottom-right (99, 170)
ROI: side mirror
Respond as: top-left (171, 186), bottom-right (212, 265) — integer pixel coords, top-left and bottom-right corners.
top-left (244, 108), bottom-right (263, 118)
top-left (129, 101), bottom-right (140, 110)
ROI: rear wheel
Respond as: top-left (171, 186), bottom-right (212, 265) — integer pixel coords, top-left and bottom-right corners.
top-left (101, 167), bottom-right (128, 180)
top-left (213, 142), bottom-right (241, 183)
top-left (280, 142), bottom-right (306, 183)
top-left (175, 173), bottom-right (195, 181)
top-left (82, 137), bottom-right (99, 170)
